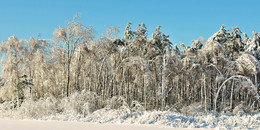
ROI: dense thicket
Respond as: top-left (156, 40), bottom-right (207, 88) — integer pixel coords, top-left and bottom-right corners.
top-left (0, 16), bottom-right (259, 114)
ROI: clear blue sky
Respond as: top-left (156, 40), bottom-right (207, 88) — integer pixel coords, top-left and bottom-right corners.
top-left (0, 0), bottom-right (260, 73)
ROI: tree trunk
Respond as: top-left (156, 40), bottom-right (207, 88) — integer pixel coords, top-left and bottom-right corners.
top-left (204, 73), bottom-right (207, 112)
top-left (161, 54), bottom-right (166, 110)
top-left (230, 80), bottom-right (234, 111)
top-left (66, 62), bottom-right (70, 97)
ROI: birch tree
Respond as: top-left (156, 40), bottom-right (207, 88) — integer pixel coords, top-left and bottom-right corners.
top-left (0, 36), bottom-right (27, 106)
top-left (53, 14), bottom-right (95, 97)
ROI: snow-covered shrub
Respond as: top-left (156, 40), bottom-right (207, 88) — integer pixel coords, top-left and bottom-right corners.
top-left (105, 96), bottom-right (128, 109)
top-left (59, 90), bottom-right (99, 115)
top-left (18, 95), bottom-right (59, 118)
top-left (0, 90), bottom-right (100, 118)
top-left (180, 103), bottom-right (208, 116)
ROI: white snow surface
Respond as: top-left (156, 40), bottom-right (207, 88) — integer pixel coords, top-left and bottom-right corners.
top-left (1, 106), bottom-right (259, 130)
top-left (0, 119), bottom-right (193, 130)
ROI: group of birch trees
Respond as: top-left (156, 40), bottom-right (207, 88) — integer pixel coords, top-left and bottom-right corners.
top-left (0, 17), bottom-right (259, 112)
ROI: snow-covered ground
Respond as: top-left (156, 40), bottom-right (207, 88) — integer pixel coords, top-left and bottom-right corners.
top-left (0, 119), bottom-right (201, 130)
top-left (0, 94), bottom-right (259, 129)
top-left (1, 108), bottom-right (259, 130)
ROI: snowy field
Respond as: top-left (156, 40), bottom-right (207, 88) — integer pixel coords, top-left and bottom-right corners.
top-left (1, 108), bottom-right (259, 130)
top-left (0, 119), bottom-right (200, 130)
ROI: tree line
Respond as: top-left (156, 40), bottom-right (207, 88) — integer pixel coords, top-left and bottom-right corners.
top-left (0, 15), bottom-right (259, 113)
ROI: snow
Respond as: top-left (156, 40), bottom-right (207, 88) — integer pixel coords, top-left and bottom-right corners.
top-left (0, 119), bottom-right (192, 130)
top-left (0, 93), bottom-right (259, 129)
top-left (1, 106), bottom-right (259, 129)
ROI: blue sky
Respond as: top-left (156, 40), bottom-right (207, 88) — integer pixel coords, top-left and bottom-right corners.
top-left (0, 0), bottom-right (260, 73)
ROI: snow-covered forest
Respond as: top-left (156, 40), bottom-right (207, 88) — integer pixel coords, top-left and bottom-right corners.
top-left (0, 15), bottom-right (259, 129)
